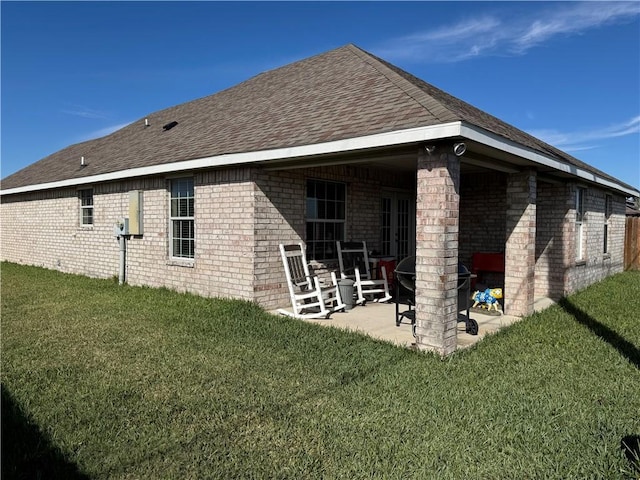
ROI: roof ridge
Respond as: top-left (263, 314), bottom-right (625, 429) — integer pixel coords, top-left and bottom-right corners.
top-left (346, 45), bottom-right (460, 123)
top-left (355, 48), bottom-right (582, 161)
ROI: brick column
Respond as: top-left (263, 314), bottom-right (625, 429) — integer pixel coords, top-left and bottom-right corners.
top-left (504, 169), bottom-right (537, 316)
top-left (414, 148), bottom-right (460, 356)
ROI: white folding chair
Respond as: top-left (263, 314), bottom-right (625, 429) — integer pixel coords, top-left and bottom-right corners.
top-left (278, 243), bottom-right (345, 319)
top-left (336, 241), bottom-right (392, 305)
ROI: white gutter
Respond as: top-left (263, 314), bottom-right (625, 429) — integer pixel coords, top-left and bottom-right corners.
top-left (2, 120), bottom-right (637, 197)
top-left (1, 122), bottom-right (461, 196)
top-left (460, 123), bottom-right (639, 197)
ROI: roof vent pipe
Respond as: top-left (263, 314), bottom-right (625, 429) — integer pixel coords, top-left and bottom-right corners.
top-left (144, 118), bottom-right (149, 127)
top-left (81, 156), bottom-right (86, 167)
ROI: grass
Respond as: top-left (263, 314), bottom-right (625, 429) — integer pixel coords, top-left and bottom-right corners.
top-left (2, 262), bottom-right (639, 479)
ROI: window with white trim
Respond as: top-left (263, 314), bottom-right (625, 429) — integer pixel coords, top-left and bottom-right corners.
top-left (576, 187), bottom-right (586, 261)
top-left (169, 178), bottom-right (195, 259)
top-left (604, 195), bottom-right (612, 254)
top-left (306, 179), bottom-right (346, 260)
top-left (79, 189), bottom-right (94, 226)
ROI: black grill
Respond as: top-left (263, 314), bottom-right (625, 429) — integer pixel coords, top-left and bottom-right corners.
top-left (395, 257), bottom-right (478, 336)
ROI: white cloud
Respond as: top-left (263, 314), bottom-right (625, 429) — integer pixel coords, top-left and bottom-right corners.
top-left (410, 16), bottom-right (501, 43)
top-left (376, 16), bottom-right (506, 62)
top-left (375, 2), bottom-right (640, 63)
top-left (61, 106), bottom-right (109, 120)
top-left (528, 116), bottom-right (640, 151)
top-left (78, 122), bottom-right (131, 142)
top-left (514, 2), bottom-right (640, 52)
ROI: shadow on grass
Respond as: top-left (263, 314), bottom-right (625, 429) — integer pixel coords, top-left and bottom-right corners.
top-left (621, 435), bottom-right (640, 475)
top-left (1, 384), bottom-right (89, 480)
top-left (558, 298), bottom-right (640, 369)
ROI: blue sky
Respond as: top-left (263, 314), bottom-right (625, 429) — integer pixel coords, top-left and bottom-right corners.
top-left (2, 1), bottom-right (639, 190)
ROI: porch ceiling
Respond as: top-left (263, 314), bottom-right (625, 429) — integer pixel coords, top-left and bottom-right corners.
top-left (261, 139), bottom-right (567, 179)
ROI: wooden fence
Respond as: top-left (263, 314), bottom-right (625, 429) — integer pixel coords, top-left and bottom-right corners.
top-left (625, 216), bottom-right (640, 270)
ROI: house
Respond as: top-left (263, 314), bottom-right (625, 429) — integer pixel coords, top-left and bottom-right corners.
top-left (2, 44), bottom-right (638, 355)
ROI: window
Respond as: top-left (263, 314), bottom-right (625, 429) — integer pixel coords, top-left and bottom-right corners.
top-left (576, 187), bottom-right (586, 260)
top-left (169, 178), bottom-right (195, 259)
top-left (79, 189), bottom-right (93, 226)
top-left (306, 179), bottom-right (346, 260)
top-left (604, 195), bottom-right (612, 254)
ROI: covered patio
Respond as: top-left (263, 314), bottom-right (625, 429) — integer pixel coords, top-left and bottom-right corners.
top-left (267, 142), bottom-right (552, 355)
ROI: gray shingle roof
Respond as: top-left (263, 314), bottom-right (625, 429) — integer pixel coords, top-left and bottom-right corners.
top-left (1, 44), bottom-right (634, 192)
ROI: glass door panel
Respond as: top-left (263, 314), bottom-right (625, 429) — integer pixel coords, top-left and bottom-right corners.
top-left (381, 193), bottom-right (415, 260)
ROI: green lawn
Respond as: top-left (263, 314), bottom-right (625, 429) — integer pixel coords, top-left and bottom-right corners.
top-left (2, 262), bottom-right (639, 479)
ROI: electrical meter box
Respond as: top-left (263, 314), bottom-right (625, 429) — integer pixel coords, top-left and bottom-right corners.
top-left (128, 190), bottom-right (143, 235)
top-left (113, 218), bottom-right (129, 237)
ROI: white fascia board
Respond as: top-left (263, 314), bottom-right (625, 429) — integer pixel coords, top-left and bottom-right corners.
top-left (460, 123), bottom-right (640, 197)
top-left (4, 120), bottom-right (636, 197)
top-left (0, 122), bottom-right (462, 196)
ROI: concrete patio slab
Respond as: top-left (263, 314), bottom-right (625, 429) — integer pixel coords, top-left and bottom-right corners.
top-left (273, 297), bottom-right (555, 351)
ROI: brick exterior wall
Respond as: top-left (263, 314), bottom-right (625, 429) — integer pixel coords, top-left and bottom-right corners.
top-left (535, 181), bottom-right (573, 299)
top-left (504, 170), bottom-right (537, 316)
top-left (414, 150), bottom-right (460, 355)
top-left (253, 169), bottom-right (305, 309)
top-left (0, 160), bottom-right (627, 324)
top-left (459, 172), bottom-right (507, 267)
top-left (252, 165), bottom-right (413, 309)
top-left (563, 185), bottom-right (626, 293)
top-left (1, 163), bottom-right (412, 311)
top-left (1, 187), bottom-right (121, 277)
top-left (0, 173), bottom-right (257, 300)
top-left (459, 175), bottom-right (626, 306)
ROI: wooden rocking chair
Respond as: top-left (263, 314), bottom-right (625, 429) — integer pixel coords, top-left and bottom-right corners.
top-left (278, 243), bottom-right (345, 319)
top-left (336, 241), bottom-right (392, 305)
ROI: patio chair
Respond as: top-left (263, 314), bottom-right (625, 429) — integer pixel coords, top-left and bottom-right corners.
top-left (278, 243), bottom-right (345, 319)
top-left (336, 241), bottom-right (392, 305)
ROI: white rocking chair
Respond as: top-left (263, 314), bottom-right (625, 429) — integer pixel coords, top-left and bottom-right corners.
top-left (336, 241), bottom-right (392, 305)
top-left (278, 243), bottom-right (345, 319)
